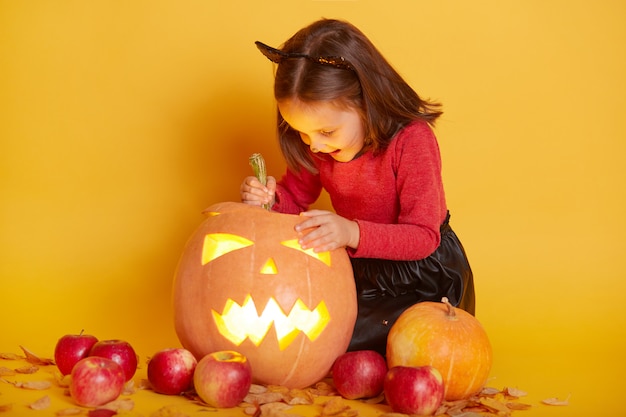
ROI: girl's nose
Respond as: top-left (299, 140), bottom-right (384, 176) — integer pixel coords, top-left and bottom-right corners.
top-left (309, 140), bottom-right (324, 153)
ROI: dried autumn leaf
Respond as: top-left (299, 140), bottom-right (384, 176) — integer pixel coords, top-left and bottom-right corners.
top-left (452, 412), bottom-right (487, 417)
top-left (122, 380), bottom-right (136, 395)
top-left (99, 398), bottom-right (134, 412)
top-left (137, 378), bottom-right (150, 390)
top-left (0, 367), bottom-right (16, 377)
top-left (249, 384), bottom-right (268, 394)
top-left (285, 389), bottom-right (314, 405)
top-left (15, 365), bottom-right (39, 374)
top-left (461, 410), bottom-right (489, 416)
top-left (29, 395), bottom-right (51, 410)
top-left (506, 401), bottom-right (532, 410)
top-left (149, 405), bottom-right (190, 417)
top-left (438, 398), bottom-right (472, 415)
top-left (504, 386), bottom-right (527, 398)
top-left (267, 385), bottom-right (290, 394)
top-left (19, 346), bottom-right (55, 366)
top-left (321, 397), bottom-right (350, 416)
top-left (480, 386), bottom-right (501, 396)
top-left (479, 397), bottom-right (512, 415)
top-left (308, 381), bottom-right (337, 397)
top-left (542, 395), bottom-right (570, 406)
top-left (243, 405), bottom-right (259, 416)
top-left (243, 391), bottom-right (285, 405)
top-left (286, 397), bottom-right (310, 406)
top-left (14, 380), bottom-right (52, 390)
top-left (444, 400), bottom-right (462, 410)
top-left (56, 408), bottom-right (83, 416)
top-left (0, 353), bottom-right (21, 360)
top-left (53, 369), bottom-right (71, 388)
top-left (260, 402), bottom-right (293, 416)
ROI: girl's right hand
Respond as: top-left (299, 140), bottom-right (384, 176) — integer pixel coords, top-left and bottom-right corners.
top-left (240, 175), bottom-right (276, 208)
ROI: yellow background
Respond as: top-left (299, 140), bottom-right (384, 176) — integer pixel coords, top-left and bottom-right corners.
top-left (1, 1), bottom-right (624, 416)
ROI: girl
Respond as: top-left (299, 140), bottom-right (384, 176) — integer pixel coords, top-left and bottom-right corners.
top-left (240, 19), bottom-right (475, 355)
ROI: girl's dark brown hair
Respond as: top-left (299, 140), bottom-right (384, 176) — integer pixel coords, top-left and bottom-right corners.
top-left (270, 19), bottom-right (442, 173)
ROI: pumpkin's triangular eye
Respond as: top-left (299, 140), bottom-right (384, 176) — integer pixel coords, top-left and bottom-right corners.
top-left (202, 233), bottom-right (254, 265)
top-left (280, 239), bottom-right (331, 267)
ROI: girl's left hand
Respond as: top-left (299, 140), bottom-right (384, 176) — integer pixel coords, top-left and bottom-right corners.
top-left (295, 210), bottom-right (360, 252)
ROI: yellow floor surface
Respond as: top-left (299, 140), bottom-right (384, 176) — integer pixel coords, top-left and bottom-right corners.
top-left (0, 343), bottom-right (615, 417)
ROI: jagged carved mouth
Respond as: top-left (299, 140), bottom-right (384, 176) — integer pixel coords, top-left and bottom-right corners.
top-left (212, 295), bottom-right (330, 350)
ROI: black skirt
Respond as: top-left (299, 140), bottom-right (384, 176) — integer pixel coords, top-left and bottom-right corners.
top-left (347, 212), bottom-right (475, 356)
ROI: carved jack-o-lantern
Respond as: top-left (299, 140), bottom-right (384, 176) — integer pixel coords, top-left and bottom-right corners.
top-left (173, 202), bottom-right (357, 388)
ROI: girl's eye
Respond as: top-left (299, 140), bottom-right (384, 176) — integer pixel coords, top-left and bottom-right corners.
top-left (320, 130), bottom-right (334, 137)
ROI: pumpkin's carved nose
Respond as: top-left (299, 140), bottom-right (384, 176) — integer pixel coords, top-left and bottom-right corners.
top-left (260, 257), bottom-right (278, 274)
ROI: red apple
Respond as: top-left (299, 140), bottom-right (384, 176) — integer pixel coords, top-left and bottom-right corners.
top-left (89, 339), bottom-right (138, 381)
top-left (147, 348), bottom-right (197, 395)
top-left (69, 356), bottom-right (125, 407)
top-left (331, 350), bottom-right (387, 399)
top-left (54, 331), bottom-right (99, 375)
top-left (193, 350), bottom-right (252, 408)
top-left (384, 366), bottom-right (445, 415)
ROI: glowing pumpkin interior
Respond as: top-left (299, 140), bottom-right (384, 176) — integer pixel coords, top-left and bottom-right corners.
top-left (173, 202), bottom-right (357, 389)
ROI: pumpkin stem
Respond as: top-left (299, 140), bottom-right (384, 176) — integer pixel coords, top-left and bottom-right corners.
top-left (249, 153), bottom-right (270, 211)
top-left (441, 297), bottom-right (456, 318)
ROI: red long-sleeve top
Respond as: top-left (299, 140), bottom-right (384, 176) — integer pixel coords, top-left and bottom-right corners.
top-left (272, 120), bottom-right (448, 261)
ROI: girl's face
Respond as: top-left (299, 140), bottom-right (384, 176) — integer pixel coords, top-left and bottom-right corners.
top-left (278, 99), bottom-right (365, 162)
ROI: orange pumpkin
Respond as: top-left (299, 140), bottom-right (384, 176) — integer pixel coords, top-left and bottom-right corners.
top-left (386, 297), bottom-right (492, 401)
top-left (173, 202), bottom-right (357, 389)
